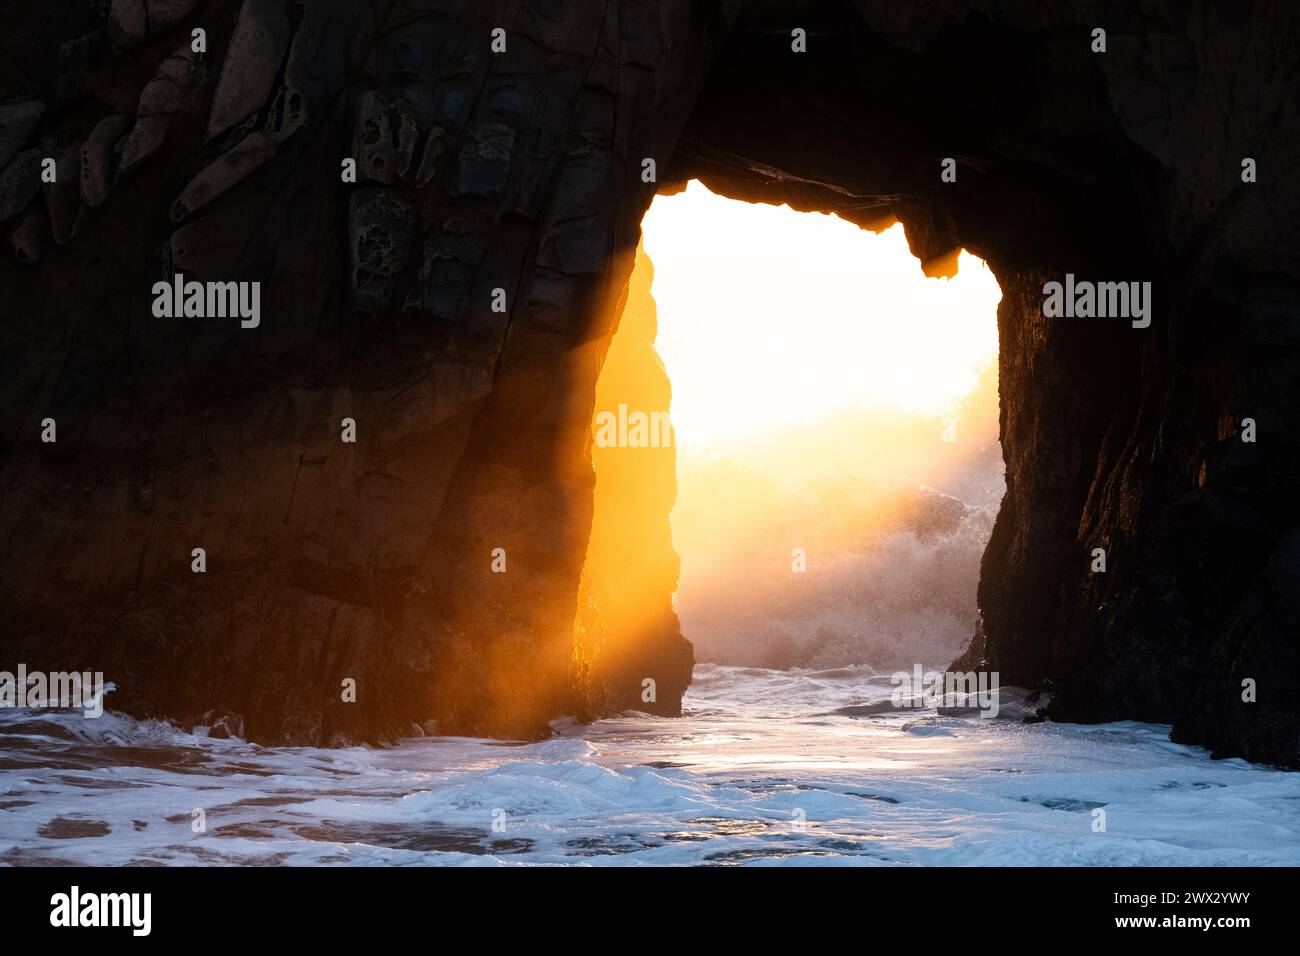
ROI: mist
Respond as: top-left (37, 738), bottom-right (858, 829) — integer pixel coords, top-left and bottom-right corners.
top-left (671, 360), bottom-right (1003, 671)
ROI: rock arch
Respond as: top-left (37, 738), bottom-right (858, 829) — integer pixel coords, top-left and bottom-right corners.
top-left (0, 1), bottom-right (1296, 763)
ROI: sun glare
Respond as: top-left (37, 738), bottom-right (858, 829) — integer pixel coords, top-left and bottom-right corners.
top-left (583, 181), bottom-right (1006, 673)
top-left (640, 181), bottom-right (1002, 455)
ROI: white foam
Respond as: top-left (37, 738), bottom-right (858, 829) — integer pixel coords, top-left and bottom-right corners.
top-left (1, 666), bottom-right (1296, 866)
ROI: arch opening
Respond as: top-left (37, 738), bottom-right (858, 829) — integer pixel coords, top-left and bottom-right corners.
top-left (576, 181), bottom-right (1004, 708)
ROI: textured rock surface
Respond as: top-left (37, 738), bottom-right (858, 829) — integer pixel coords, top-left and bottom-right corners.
top-left (0, 100), bottom-right (45, 173)
top-left (0, 1), bottom-right (1296, 762)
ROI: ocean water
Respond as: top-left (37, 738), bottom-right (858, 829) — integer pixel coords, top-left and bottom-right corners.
top-left (1, 664), bottom-right (1297, 866)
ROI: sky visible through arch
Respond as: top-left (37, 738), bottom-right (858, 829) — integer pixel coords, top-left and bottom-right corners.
top-left (641, 180), bottom-right (1002, 457)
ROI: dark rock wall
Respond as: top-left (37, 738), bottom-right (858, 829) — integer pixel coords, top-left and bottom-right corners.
top-left (0, 1), bottom-right (1296, 762)
top-left (0, 0), bottom-right (717, 743)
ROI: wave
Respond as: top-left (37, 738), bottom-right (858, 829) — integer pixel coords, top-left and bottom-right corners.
top-left (679, 500), bottom-right (997, 671)
top-left (1, 665), bottom-right (1297, 866)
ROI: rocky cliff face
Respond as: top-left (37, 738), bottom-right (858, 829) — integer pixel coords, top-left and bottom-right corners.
top-left (1, 1), bottom-right (1296, 763)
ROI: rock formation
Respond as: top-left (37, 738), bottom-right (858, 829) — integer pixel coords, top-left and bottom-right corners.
top-left (0, 1), bottom-right (1296, 764)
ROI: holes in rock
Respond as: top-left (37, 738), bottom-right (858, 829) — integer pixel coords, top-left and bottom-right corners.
top-left (578, 181), bottom-right (1004, 685)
